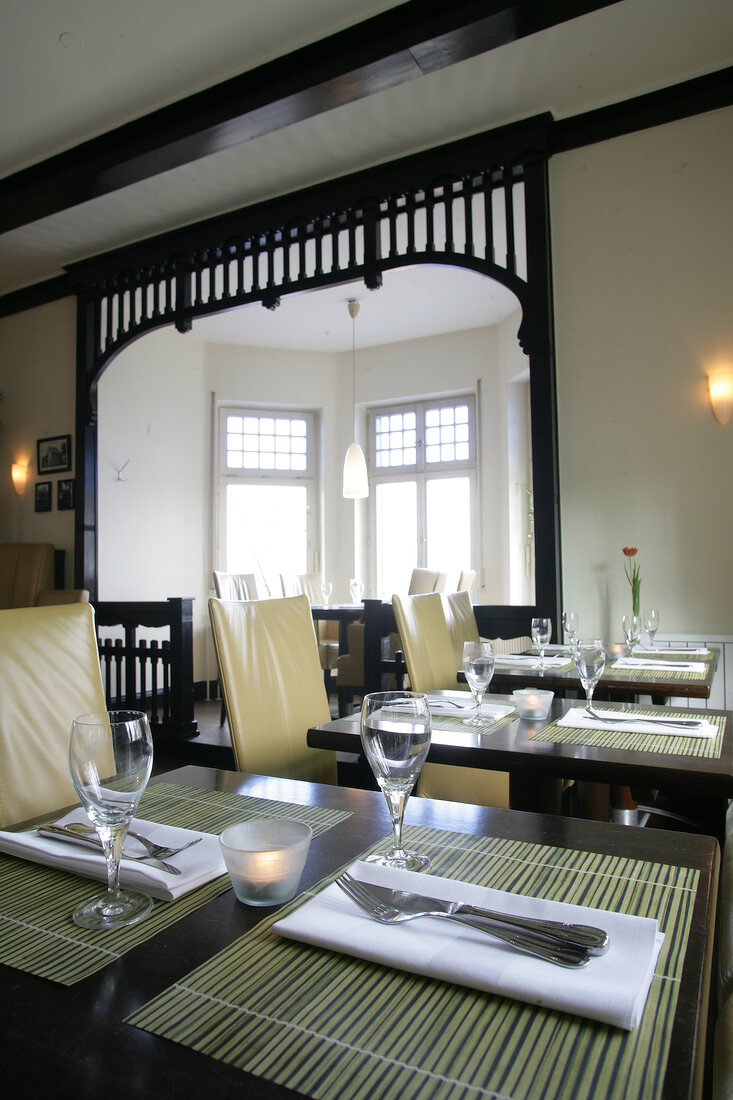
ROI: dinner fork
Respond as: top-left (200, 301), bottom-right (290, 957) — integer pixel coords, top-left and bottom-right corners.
top-left (584, 705), bottom-right (703, 729)
top-left (65, 820), bottom-right (203, 859)
top-left (335, 875), bottom-right (590, 969)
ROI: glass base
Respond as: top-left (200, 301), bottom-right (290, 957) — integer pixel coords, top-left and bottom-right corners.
top-left (72, 888), bottom-right (153, 930)
top-left (363, 850), bottom-right (431, 872)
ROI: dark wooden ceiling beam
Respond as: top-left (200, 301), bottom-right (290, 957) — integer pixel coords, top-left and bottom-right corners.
top-left (0, 0), bottom-right (622, 234)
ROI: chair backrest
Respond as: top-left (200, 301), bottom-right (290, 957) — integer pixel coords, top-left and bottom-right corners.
top-left (297, 574), bottom-right (325, 604)
top-left (457, 569), bottom-right (477, 595)
top-left (443, 590), bottom-right (480, 665)
top-left (209, 595), bottom-right (336, 783)
top-left (392, 592), bottom-right (466, 693)
top-left (35, 589), bottom-right (90, 606)
top-left (279, 573), bottom-right (301, 598)
top-left (490, 635), bottom-right (533, 654)
top-left (0, 542), bottom-right (55, 609)
top-left (213, 571), bottom-right (260, 600)
top-left (408, 568), bottom-right (440, 594)
top-left (0, 603), bottom-right (108, 827)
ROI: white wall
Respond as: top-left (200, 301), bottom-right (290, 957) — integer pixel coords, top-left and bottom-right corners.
top-left (0, 297), bottom-right (77, 584)
top-left (551, 105), bottom-right (733, 637)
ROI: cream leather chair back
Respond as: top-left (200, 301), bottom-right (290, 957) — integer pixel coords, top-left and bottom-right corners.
top-left (443, 590), bottom-right (480, 665)
top-left (213, 571), bottom-right (261, 601)
top-left (457, 569), bottom-right (477, 595)
top-left (0, 603), bottom-right (108, 827)
top-left (392, 592), bottom-right (509, 810)
top-left (209, 595), bottom-right (336, 784)
top-left (407, 568), bottom-right (439, 594)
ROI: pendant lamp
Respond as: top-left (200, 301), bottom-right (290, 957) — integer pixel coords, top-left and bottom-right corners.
top-left (343, 299), bottom-right (369, 498)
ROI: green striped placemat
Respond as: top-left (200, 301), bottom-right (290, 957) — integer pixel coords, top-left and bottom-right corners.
top-left (632, 650), bottom-right (715, 662)
top-left (432, 708), bottom-right (517, 736)
top-left (533, 711), bottom-right (726, 758)
top-left (604, 663), bottom-right (707, 682)
top-left (0, 782), bottom-right (350, 985)
top-left (128, 826), bottom-right (696, 1100)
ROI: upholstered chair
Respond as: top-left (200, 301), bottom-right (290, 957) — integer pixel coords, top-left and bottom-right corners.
top-left (213, 571), bottom-right (262, 600)
top-left (0, 603), bottom-right (108, 827)
top-left (209, 595), bottom-right (336, 784)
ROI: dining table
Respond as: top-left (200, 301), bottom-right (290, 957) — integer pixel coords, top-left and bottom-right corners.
top-left (480, 643), bottom-right (719, 705)
top-left (310, 603), bottom-right (363, 652)
top-left (0, 764), bottom-right (720, 1100)
top-left (308, 693), bottom-right (733, 830)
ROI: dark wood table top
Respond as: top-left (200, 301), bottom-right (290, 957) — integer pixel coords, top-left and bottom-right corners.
top-left (1, 765), bottom-right (719, 1099)
top-left (308, 694), bottom-right (733, 803)
top-left (482, 644), bottom-right (719, 703)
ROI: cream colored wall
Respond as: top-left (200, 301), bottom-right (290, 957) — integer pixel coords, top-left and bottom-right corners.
top-left (551, 105), bottom-right (733, 637)
top-left (0, 297), bottom-right (77, 585)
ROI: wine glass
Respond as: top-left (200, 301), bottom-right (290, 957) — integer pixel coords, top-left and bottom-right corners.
top-left (321, 580), bottom-right (333, 606)
top-left (68, 710), bottom-right (154, 930)
top-left (562, 610), bottom-right (578, 648)
top-left (360, 691), bottom-right (431, 871)
top-left (643, 609), bottom-right (659, 647)
top-left (531, 617), bottom-right (552, 668)
top-left (573, 640), bottom-right (606, 719)
top-left (349, 578), bottom-right (364, 605)
top-left (462, 640), bottom-right (495, 725)
top-left (622, 614), bottom-right (642, 654)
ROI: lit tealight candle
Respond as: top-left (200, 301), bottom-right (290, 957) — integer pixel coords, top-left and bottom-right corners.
top-left (513, 689), bottom-right (554, 720)
top-left (219, 818), bottom-right (312, 906)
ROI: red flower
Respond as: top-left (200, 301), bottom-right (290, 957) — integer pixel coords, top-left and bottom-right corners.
top-left (622, 547), bottom-right (638, 557)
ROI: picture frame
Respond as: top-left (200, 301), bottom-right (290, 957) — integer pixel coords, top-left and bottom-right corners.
top-left (35, 481), bottom-right (52, 513)
top-left (37, 434), bottom-right (72, 474)
top-left (57, 478), bottom-right (75, 511)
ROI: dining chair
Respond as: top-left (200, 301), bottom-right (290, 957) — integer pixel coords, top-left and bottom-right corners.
top-left (209, 594), bottom-right (337, 784)
top-left (212, 571), bottom-right (261, 600)
top-left (392, 592), bottom-right (509, 808)
top-left (407, 568), bottom-right (440, 594)
top-left (0, 602), bottom-right (108, 827)
top-left (457, 568), bottom-right (477, 595)
top-left (443, 589), bottom-right (480, 665)
top-left (289, 574), bottom-right (340, 688)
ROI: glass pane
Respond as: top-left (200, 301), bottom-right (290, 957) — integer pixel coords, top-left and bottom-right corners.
top-left (226, 483), bottom-right (308, 594)
top-left (375, 481), bottom-right (417, 599)
top-left (426, 477), bottom-right (471, 581)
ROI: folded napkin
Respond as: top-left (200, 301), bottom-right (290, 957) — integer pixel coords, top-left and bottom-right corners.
top-left (495, 654), bottom-right (570, 668)
top-left (275, 862), bottom-right (663, 1030)
top-left (612, 657), bottom-right (705, 673)
top-left (427, 694), bottom-right (515, 720)
top-left (0, 808), bottom-right (227, 901)
top-left (557, 706), bottom-right (717, 738)
top-left (632, 646), bottom-right (711, 657)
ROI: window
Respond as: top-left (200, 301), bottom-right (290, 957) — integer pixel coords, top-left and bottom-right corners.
top-left (368, 396), bottom-right (476, 597)
top-left (217, 406), bottom-right (318, 596)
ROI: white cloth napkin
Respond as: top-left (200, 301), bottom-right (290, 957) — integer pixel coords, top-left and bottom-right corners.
top-left (494, 654), bottom-right (570, 668)
top-left (612, 657), bottom-right (705, 673)
top-left (557, 706), bottom-right (717, 738)
top-left (274, 862), bottom-right (663, 1030)
top-left (0, 808), bottom-right (227, 901)
top-left (427, 694), bottom-right (515, 720)
top-left (632, 646), bottom-right (711, 657)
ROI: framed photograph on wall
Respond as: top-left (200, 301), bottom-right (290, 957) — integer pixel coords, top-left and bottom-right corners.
top-left (35, 481), bottom-right (52, 512)
top-left (37, 434), bottom-right (72, 474)
top-left (57, 478), bottom-right (75, 511)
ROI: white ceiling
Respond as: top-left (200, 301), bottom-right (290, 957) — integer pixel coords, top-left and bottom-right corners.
top-left (2, 0), bottom-right (732, 348)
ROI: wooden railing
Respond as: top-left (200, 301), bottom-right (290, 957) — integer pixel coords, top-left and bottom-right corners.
top-left (93, 598), bottom-right (198, 742)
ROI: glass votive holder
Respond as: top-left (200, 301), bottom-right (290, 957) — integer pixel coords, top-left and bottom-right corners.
top-left (512, 689), bottom-right (554, 720)
top-left (219, 818), bottom-right (312, 906)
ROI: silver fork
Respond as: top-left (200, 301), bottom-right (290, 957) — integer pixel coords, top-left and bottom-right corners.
top-left (584, 705), bottom-right (703, 729)
top-left (64, 821), bottom-right (203, 859)
top-left (336, 875), bottom-right (590, 969)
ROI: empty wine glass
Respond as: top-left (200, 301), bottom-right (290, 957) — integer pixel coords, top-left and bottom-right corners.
top-left (643, 609), bottom-right (660, 647)
top-left (531, 617), bottom-right (552, 668)
top-left (562, 610), bottom-right (578, 648)
top-left (68, 710), bottom-right (154, 930)
top-left (349, 578), bottom-right (364, 605)
top-left (622, 614), bottom-right (642, 654)
top-left (573, 640), bottom-right (606, 718)
top-left (462, 640), bottom-right (495, 725)
top-left (321, 580), bottom-right (333, 606)
top-left (360, 691), bottom-right (431, 871)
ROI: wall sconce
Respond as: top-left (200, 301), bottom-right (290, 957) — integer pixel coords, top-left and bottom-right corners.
top-left (708, 367), bottom-right (733, 425)
top-left (11, 462), bottom-right (29, 495)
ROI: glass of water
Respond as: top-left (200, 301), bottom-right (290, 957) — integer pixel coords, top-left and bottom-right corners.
top-left (531, 617), bottom-right (552, 667)
top-left (622, 614), bottom-right (642, 654)
top-left (642, 609), bottom-right (659, 647)
top-left (573, 640), bottom-right (607, 718)
top-left (360, 691), bottom-right (432, 871)
top-left (462, 640), bottom-right (495, 725)
top-left (562, 610), bottom-right (578, 648)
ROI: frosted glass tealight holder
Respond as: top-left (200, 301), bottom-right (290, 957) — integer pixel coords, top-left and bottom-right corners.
top-left (512, 689), bottom-right (554, 720)
top-left (219, 818), bottom-right (312, 906)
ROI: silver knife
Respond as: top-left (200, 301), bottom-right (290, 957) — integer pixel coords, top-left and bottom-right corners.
top-left (356, 880), bottom-right (609, 954)
top-left (36, 824), bottom-right (181, 875)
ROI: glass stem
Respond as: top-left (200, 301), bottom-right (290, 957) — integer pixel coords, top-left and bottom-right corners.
top-left (475, 689), bottom-right (484, 721)
top-left (384, 789), bottom-right (409, 854)
top-left (97, 824), bottom-right (126, 897)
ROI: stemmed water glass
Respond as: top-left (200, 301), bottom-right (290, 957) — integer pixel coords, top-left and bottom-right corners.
top-left (622, 614), bottom-right (642, 654)
top-left (562, 610), bottom-right (578, 649)
top-left (360, 691), bottom-right (432, 871)
top-left (573, 640), bottom-right (607, 719)
top-left (642, 609), bottom-right (660, 647)
top-left (68, 710), bottom-right (154, 930)
top-left (462, 640), bottom-right (495, 725)
top-left (321, 580), bottom-right (333, 606)
top-left (349, 578), bottom-right (364, 605)
top-left (531, 617), bottom-right (552, 668)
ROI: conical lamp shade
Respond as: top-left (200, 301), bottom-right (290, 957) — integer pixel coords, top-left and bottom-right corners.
top-left (343, 441), bottom-right (369, 498)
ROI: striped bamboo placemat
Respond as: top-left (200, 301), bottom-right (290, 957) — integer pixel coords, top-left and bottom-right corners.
top-left (431, 709), bottom-right (517, 736)
top-left (128, 825), bottom-right (696, 1100)
top-left (603, 663), bottom-right (707, 682)
top-left (532, 711), bottom-right (726, 758)
top-left (0, 782), bottom-right (350, 985)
